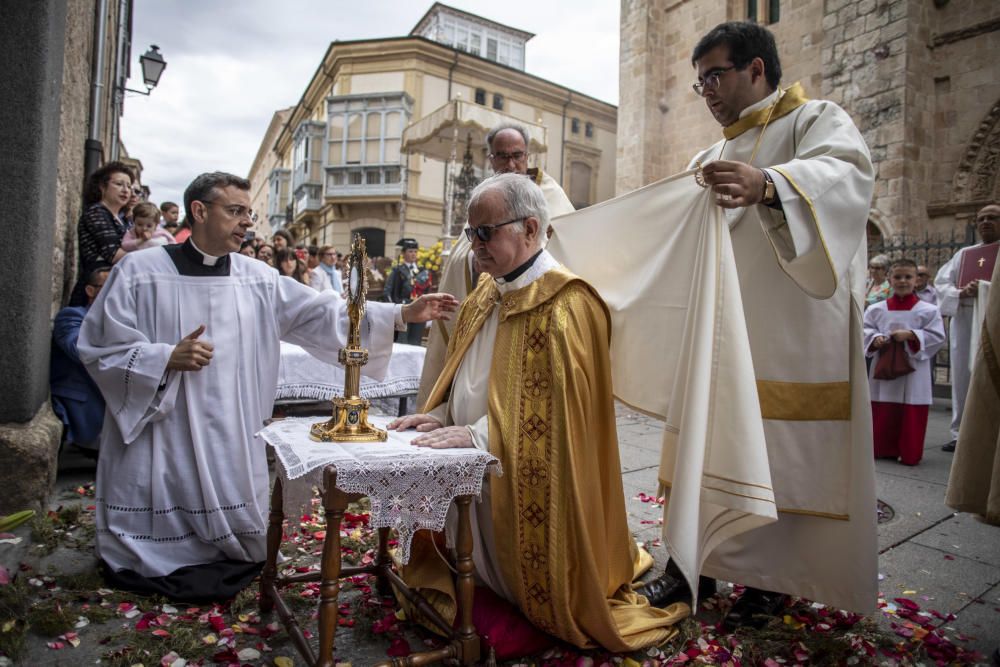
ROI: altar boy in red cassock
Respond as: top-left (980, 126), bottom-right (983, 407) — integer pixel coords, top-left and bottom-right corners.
top-left (864, 259), bottom-right (946, 465)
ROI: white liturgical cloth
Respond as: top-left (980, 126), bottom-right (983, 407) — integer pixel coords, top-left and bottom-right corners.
top-left (257, 415), bottom-right (499, 564)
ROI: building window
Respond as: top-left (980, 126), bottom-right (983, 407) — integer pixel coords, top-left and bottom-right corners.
top-left (326, 93), bottom-right (411, 196)
top-left (487, 38), bottom-right (497, 61)
top-left (747, 0), bottom-right (779, 23)
top-left (569, 161), bottom-right (592, 209)
top-left (585, 122), bottom-right (593, 138)
top-left (475, 88), bottom-right (486, 105)
top-left (492, 93), bottom-right (504, 111)
top-left (571, 118), bottom-right (580, 134)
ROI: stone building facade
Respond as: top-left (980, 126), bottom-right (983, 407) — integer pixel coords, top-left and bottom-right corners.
top-left (0, 0), bottom-right (140, 513)
top-left (618, 0), bottom-right (1000, 248)
top-left (248, 3), bottom-right (618, 255)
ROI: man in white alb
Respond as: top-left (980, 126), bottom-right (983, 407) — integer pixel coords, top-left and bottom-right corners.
top-left (638, 21), bottom-right (878, 628)
top-left (933, 203), bottom-right (1000, 452)
top-left (78, 172), bottom-right (457, 601)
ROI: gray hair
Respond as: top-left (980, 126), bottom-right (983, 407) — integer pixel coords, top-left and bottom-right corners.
top-left (469, 172), bottom-right (549, 246)
top-left (869, 254), bottom-right (890, 269)
top-left (485, 123), bottom-right (530, 153)
top-left (183, 171), bottom-right (250, 223)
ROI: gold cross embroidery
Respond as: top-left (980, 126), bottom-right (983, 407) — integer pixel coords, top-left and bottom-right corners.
top-left (979, 257), bottom-right (986, 267)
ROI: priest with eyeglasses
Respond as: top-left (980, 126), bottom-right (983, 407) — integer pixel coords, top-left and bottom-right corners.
top-left (78, 171), bottom-right (458, 601)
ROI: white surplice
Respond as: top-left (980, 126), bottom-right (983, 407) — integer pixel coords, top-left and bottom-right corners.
top-left (427, 250), bottom-right (561, 602)
top-left (935, 245), bottom-right (985, 440)
top-left (78, 247), bottom-right (397, 578)
top-left (863, 300), bottom-right (946, 405)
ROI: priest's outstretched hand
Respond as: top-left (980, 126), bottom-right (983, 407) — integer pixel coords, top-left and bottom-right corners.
top-left (167, 325), bottom-right (214, 371)
top-left (387, 414), bottom-right (474, 449)
top-left (401, 293), bottom-right (459, 323)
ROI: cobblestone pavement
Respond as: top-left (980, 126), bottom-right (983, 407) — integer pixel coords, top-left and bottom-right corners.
top-left (1, 400), bottom-right (997, 665)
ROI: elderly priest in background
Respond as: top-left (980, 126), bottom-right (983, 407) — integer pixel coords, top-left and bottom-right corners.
top-left (78, 171), bottom-right (457, 602)
top-left (415, 123), bottom-right (575, 408)
top-left (389, 173), bottom-right (685, 653)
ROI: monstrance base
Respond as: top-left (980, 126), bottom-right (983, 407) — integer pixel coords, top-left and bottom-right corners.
top-left (310, 396), bottom-right (388, 443)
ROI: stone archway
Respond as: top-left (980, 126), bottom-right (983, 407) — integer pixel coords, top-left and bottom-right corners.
top-left (951, 99), bottom-right (1000, 208)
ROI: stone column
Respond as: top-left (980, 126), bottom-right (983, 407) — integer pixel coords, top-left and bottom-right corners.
top-left (0, 2), bottom-right (71, 513)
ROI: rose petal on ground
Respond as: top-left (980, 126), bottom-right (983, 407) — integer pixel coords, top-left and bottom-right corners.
top-left (386, 638), bottom-right (411, 657)
top-left (237, 648), bottom-right (260, 661)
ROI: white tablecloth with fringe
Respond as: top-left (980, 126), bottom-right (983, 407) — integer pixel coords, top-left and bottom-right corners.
top-left (275, 342), bottom-right (425, 402)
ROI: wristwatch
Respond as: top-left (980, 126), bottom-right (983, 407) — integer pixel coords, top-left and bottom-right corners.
top-left (760, 169), bottom-right (777, 206)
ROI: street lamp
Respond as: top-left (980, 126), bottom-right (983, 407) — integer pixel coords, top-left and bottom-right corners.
top-left (125, 45), bottom-right (167, 95)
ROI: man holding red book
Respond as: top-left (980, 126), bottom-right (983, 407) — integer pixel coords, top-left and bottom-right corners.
top-left (933, 203), bottom-right (1000, 451)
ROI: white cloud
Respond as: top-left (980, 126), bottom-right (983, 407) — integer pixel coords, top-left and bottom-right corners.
top-left (122, 1), bottom-right (619, 207)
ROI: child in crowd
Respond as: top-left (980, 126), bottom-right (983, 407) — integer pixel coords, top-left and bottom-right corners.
top-left (864, 258), bottom-right (946, 465)
top-left (120, 202), bottom-right (175, 251)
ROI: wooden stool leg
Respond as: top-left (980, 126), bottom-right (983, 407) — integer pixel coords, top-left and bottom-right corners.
top-left (259, 473), bottom-right (284, 615)
top-left (453, 495), bottom-right (480, 665)
top-left (375, 526), bottom-right (394, 599)
top-left (318, 467), bottom-right (347, 667)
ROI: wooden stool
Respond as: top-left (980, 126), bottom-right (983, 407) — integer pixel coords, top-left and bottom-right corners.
top-left (259, 465), bottom-right (481, 667)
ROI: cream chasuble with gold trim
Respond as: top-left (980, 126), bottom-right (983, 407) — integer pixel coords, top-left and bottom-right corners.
top-left (550, 85), bottom-right (878, 613)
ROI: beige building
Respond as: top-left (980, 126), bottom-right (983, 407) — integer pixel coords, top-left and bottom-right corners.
top-left (618, 0), bottom-right (1000, 246)
top-left (248, 107), bottom-right (293, 233)
top-left (247, 2), bottom-right (617, 257)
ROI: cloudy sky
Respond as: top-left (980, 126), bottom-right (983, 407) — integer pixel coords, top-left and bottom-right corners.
top-left (123, 1), bottom-right (620, 207)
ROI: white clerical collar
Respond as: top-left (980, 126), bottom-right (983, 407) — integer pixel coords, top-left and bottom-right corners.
top-left (496, 249), bottom-right (559, 294)
top-left (738, 87), bottom-right (782, 120)
top-left (189, 238), bottom-right (225, 266)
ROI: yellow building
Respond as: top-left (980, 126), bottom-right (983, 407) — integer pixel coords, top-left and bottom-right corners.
top-left (247, 2), bottom-right (617, 257)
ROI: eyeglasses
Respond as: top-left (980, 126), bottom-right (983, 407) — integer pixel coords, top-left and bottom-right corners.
top-left (692, 65), bottom-right (738, 96)
top-left (200, 201), bottom-right (259, 224)
top-left (488, 151), bottom-right (527, 163)
top-left (464, 217), bottom-right (525, 243)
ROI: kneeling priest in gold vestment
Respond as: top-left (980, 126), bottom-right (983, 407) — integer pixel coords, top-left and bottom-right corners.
top-left (389, 173), bottom-right (686, 651)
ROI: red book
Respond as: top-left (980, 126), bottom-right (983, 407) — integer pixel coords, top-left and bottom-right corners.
top-left (957, 242), bottom-right (999, 287)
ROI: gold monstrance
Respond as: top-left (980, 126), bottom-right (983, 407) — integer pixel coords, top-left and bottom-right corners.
top-left (310, 235), bottom-right (388, 442)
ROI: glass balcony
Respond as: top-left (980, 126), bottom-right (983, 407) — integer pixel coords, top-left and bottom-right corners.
top-left (325, 165), bottom-right (403, 197)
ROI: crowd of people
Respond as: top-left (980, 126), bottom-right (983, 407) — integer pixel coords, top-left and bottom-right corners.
top-left (44, 17), bottom-right (1000, 664)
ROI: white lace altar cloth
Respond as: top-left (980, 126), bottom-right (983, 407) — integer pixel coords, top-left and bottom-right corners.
top-left (275, 342), bottom-right (425, 402)
top-left (258, 415), bottom-right (500, 564)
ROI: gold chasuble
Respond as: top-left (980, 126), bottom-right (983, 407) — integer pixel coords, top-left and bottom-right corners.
top-left (407, 269), bottom-right (685, 651)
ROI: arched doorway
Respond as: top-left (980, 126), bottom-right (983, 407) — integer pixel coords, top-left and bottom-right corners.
top-left (353, 227), bottom-right (386, 258)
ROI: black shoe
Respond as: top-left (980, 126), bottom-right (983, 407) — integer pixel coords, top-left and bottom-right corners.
top-left (637, 565), bottom-right (716, 608)
top-left (942, 440), bottom-right (957, 452)
top-left (722, 587), bottom-right (787, 631)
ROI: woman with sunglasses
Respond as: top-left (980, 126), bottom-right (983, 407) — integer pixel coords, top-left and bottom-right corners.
top-left (69, 161), bottom-right (135, 305)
